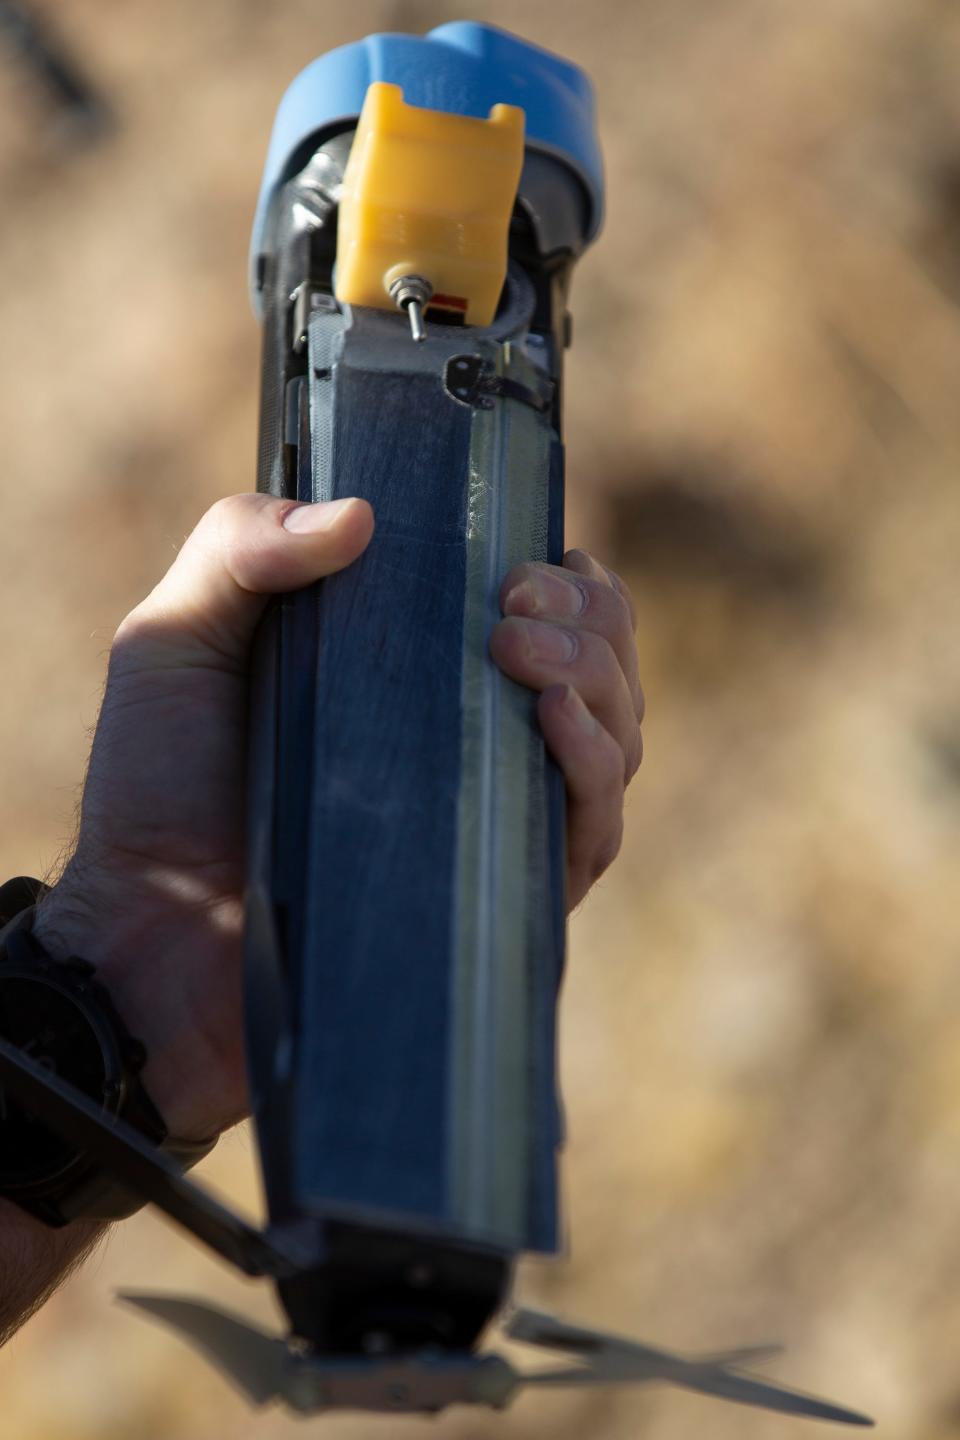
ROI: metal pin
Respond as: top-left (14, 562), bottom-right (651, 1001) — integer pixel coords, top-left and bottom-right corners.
top-left (406, 298), bottom-right (426, 343)
top-left (388, 274), bottom-right (433, 343)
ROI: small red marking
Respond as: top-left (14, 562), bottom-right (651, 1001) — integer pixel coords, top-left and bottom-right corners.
top-left (430, 293), bottom-right (468, 312)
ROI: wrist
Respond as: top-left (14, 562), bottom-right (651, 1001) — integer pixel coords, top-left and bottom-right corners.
top-left (30, 875), bottom-right (236, 1146)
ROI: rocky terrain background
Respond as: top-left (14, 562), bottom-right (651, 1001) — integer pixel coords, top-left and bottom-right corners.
top-left (1, 2), bottom-right (959, 1436)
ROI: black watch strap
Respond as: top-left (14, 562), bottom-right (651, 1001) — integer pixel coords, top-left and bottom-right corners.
top-left (0, 877), bottom-right (218, 1227)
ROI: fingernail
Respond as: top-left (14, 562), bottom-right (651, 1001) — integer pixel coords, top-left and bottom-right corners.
top-left (562, 684), bottom-right (598, 734)
top-left (283, 498), bottom-right (357, 533)
top-left (520, 619), bottom-right (578, 664)
top-left (505, 572), bottom-right (586, 619)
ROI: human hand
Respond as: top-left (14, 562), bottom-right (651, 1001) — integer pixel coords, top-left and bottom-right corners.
top-left (490, 551), bottom-right (643, 910)
top-left (33, 494), bottom-right (374, 1145)
top-left (32, 497), bottom-right (642, 1148)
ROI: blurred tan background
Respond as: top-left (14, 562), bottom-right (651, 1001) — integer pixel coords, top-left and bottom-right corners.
top-left (1, 1), bottom-right (959, 1436)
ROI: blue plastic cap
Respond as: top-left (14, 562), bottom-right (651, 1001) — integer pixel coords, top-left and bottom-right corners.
top-left (249, 22), bottom-right (603, 312)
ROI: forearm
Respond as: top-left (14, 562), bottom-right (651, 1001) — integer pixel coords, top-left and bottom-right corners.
top-left (0, 1202), bottom-right (107, 1347)
top-left (0, 883), bottom-right (108, 1347)
top-left (0, 874), bottom-right (237, 1348)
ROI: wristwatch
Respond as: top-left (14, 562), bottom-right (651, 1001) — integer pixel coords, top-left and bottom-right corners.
top-left (0, 876), bottom-right (217, 1228)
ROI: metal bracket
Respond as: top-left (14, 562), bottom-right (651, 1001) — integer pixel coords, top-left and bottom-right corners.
top-left (444, 353), bottom-right (554, 413)
top-left (291, 285), bottom-right (341, 354)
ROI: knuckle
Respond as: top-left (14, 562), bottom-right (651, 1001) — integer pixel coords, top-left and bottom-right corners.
top-left (190, 495), bottom-right (237, 563)
top-left (624, 725), bottom-right (643, 783)
top-left (575, 581), bottom-right (631, 652)
top-left (603, 557), bottom-right (635, 604)
top-left (581, 628), bottom-right (617, 673)
top-left (606, 566), bottom-right (637, 618)
top-left (112, 602), bottom-right (154, 651)
top-left (594, 724), bottom-right (628, 793)
top-left (634, 680), bottom-right (646, 725)
top-left (204, 493), bottom-right (243, 536)
top-left (209, 492), bottom-right (256, 524)
top-left (606, 582), bottom-right (635, 640)
top-left (589, 815), bottom-right (624, 884)
top-left (204, 492), bottom-right (272, 551)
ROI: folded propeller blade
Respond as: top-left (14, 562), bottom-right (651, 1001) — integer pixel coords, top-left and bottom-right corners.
top-left (694, 1345), bottom-right (784, 1367)
top-left (116, 1294), bottom-right (874, 1425)
top-left (517, 1359), bottom-right (874, 1425)
top-left (117, 1295), bottom-right (292, 1407)
top-left (503, 1307), bottom-right (873, 1427)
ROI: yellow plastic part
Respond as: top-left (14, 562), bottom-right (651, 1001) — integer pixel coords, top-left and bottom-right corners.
top-left (334, 82), bottom-right (525, 328)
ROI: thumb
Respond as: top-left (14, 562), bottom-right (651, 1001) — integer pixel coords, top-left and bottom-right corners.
top-left (112, 493), bottom-right (374, 671)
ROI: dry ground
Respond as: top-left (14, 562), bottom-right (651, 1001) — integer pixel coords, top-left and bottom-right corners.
top-left (1, 2), bottom-right (959, 1437)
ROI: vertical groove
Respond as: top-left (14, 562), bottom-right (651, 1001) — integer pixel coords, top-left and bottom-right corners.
top-left (450, 340), bottom-right (554, 1248)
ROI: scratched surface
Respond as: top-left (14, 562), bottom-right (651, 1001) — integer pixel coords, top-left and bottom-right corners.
top-left (295, 355), bottom-right (470, 1223)
top-left (1, 2), bottom-right (960, 1438)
